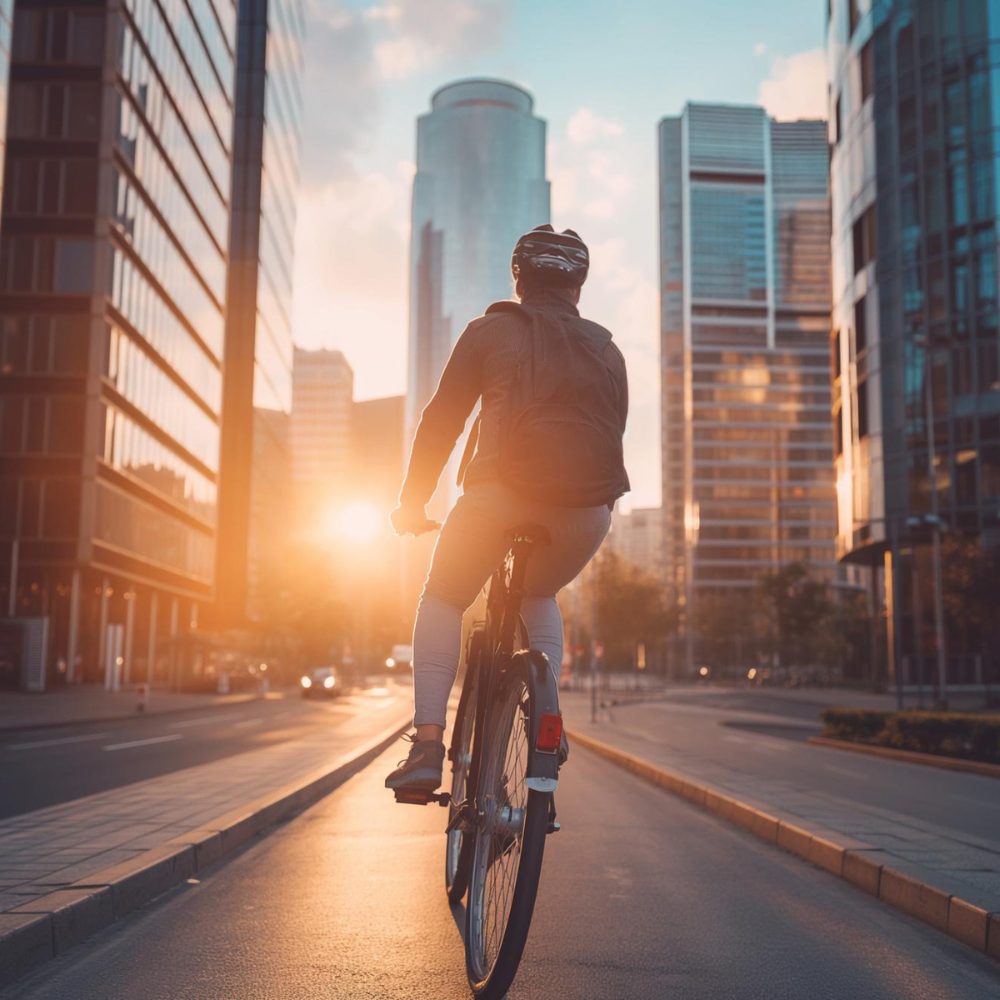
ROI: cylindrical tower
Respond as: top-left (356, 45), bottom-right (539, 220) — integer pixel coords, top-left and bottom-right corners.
top-left (407, 79), bottom-right (550, 444)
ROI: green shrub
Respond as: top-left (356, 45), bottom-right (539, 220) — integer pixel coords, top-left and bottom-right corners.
top-left (820, 708), bottom-right (1000, 765)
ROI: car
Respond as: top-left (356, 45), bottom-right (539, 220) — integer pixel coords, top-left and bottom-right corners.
top-left (300, 666), bottom-right (341, 698)
top-left (384, 644), bottom-right (413, 670)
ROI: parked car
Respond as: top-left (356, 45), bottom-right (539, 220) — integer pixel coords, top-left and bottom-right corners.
top-left (300, 666), bottom-right (341, 698)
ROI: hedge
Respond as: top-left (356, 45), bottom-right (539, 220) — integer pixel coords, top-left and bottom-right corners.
top-left (820, 708), bottom-right (1000, 765)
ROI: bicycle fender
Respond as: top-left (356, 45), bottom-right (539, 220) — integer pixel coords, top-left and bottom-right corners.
top-left (516, 649), bottom-right (561, 791)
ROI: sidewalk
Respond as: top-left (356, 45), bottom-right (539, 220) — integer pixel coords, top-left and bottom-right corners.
top-left (0, 689), bottom-right (412, 985)
top-left (0, 685), bottom-right (267, 732)
top-left (562, 692), bottom-right (1000, 952)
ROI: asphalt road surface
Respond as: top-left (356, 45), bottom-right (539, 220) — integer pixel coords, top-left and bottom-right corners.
top-left (5, 740), bottom-right (998, 999)
top-left (0, 685), bottom-right (410, 819)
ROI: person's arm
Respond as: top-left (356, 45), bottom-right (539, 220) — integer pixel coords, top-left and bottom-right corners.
top-left (397, 324), bottom-right (484, 512)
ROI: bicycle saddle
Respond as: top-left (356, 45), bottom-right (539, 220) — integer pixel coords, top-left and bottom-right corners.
top-left (509, 523), bottom-right (551, 546)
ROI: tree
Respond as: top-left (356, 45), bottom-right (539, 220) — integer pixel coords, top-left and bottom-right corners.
top-left (582, 550), bottom-right (678, 671)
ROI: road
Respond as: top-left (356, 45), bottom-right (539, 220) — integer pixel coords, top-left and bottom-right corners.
top-left (5, 740), bottom-right (997, 999)
top-left (0, 684), bottom-right (411, 819)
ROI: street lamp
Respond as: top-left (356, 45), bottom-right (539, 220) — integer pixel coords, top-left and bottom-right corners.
top-left (912, 334), bottom-right (948, 709)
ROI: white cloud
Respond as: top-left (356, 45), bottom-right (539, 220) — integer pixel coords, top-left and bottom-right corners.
top-left (367, 0), bottom-right (508, 80)
top-left (566, 107), bottom-right (625, 146)
top-left (757, 48), bottom-right (827, 121)
top-left (753, 41), bottom-right (766, 56)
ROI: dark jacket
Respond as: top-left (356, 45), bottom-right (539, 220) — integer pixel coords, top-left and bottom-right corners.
top-left (399, 286), bottom-right (629, 508)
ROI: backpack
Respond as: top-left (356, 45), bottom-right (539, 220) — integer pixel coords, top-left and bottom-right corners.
top-left (487, 299), bottom-right (628, 508)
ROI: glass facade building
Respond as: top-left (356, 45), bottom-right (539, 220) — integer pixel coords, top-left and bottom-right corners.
top-left (408, 78), bottom-right (550, 503)
top-left (0, 0), bottom-right (237, 686)
top-left (216, 0), bottom-right (304, 623)
top-left (0, 0), bottom-right (11, 211)
top-left (828, 0), bottom-right (1000, 685)
top-left (659, 103), bottom-right (842, 670)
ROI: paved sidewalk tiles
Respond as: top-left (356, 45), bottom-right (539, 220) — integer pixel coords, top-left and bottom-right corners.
top-left (0, 698), bottom-right (412, 920)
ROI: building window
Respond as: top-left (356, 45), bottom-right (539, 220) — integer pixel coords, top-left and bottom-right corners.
top-left (852, 205), bottom-right (877, 274)
top-left (860, 40), bottom-right (874, 102)
top-left (857, 379), bottom-right (869, 439)
top-left (849, 0), bottom-right (862, 36)
top-left (854, 295), bottom-right (867, 354)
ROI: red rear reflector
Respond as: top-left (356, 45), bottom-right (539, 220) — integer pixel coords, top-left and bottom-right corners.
top-left (536, 713), bottom-right (563, 752)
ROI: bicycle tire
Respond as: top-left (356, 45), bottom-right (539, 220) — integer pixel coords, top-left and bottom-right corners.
top-left (464, 653), bottom-right (549, 999)
top-left (445, 632), bottom-right (482, 902)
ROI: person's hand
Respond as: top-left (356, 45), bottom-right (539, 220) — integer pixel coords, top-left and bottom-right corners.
top-left (390, 504), bottom-right (439, 537)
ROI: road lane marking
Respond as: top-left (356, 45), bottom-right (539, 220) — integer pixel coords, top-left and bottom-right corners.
top-left (169, 713), bottom-right (236, 729)
top-left (7, 731), bottom-right (112, 751)
top-left (103, 734), bottom-right (183, 751)
top-left (232, 718), bottom-right (264, 729)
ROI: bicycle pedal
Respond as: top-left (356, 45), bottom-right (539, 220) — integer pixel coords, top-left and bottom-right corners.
top-left (393, 789), bottom-right (451, 807)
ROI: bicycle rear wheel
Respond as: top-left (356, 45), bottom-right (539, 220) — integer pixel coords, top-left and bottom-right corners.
top-left (465, 655), bottom-right (548, 999)
top-left (445, 632), bottom-right (482, 902)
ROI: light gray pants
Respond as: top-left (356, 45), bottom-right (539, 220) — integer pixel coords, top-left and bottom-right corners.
top-left (413, 482), bottom-right (611, 728)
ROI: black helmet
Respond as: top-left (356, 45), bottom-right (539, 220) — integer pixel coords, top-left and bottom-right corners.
top-left (511, 224), bottom-right (589, 288)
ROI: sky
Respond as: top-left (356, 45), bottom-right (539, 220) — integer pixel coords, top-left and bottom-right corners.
top-left (290, 0), bottom-right (830, 509)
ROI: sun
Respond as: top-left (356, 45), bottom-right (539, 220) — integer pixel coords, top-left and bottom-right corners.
top-left (322, 500), bottom-right (384, 545)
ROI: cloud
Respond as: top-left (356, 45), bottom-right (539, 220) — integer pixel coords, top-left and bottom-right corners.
top-left (566, 107), bottom-right (625, 146)
top-left (298, 2), bottom-right (380, 186)
top-left (291, 170), bottom-right (410, 398)
top-left (757, 48), bottom-right (827, 121)
top-left (367, 0), bottom-right (508, 80)
top-left (753, 41), bottom-right (766, 56)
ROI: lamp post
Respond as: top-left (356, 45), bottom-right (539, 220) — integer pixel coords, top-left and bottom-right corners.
top-left (913, 335), bottom-right (948, 709)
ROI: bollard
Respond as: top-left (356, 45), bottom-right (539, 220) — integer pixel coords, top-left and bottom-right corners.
top-left (136, 683), bottom-right (149, 712)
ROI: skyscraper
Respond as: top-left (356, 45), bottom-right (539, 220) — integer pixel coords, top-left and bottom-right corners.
top-left (215, 0), bottom-right (305, 624)
top-left (659, 103), bottom-right (839, 670)
top-left (0, 1), bottom-right (237, 686)
top-left (290, 348), bottom-right (354, 531)
top-left (408, 78), bottom-right (550, 476)
top-left (828, 0), bottom-right (1000, 687)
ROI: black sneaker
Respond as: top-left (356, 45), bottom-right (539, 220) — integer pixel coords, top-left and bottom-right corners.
top-left (385, 735), bottom-right (446, 792)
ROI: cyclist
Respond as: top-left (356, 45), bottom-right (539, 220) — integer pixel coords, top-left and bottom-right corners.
top-left (386, 225), bottom-right (629, 794)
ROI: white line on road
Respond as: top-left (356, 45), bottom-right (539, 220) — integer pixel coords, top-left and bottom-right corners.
top-left (7, 731), bottom-right (113, 751)
top-left (232, 718), bottom-right (264, 729)
top-left (169, 713), bottom-right (237, 730)
top-left (103, 734), bottom-right (183, 752)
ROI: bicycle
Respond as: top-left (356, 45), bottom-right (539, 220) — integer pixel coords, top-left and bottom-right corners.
top-left (393, 523), bottom-right (563, 1000)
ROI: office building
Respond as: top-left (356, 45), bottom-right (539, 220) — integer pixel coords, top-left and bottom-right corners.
top-left (352, 395), bottom-right (405, 509)
top-left (215, 0), bottom-right (305, 624)
top-left (828, 0), bottom-right (1000, 685)
top-left (290, 348), bottom-right (354, 531)
top-left (0, 0), bottom-right (237, 687)
top-left (609, 507), bottom-right (665, 582)
top-left (408, 78), bottom-right (550, 500)
top-left (659, 102), bottom-right (838, 668)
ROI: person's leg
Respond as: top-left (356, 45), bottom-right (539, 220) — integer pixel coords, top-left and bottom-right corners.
top-left (520, 596), bottom-right (563, 683)
top-left (411, 487), bottom-right (512, 733)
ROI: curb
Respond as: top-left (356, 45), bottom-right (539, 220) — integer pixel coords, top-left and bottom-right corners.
top-left (807, 735), bottom-right (1000, 779)
top-left (0, 716), bottom-right (410, 989)
top-left (567, 728), bottom-right (1000, 964)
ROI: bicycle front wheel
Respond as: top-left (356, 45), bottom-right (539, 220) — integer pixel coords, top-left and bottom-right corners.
top-left (465, 657), bottom-right (549, 999)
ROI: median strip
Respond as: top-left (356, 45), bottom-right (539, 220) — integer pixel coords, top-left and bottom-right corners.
top-left (568, 727), bottom-right (999, 963)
